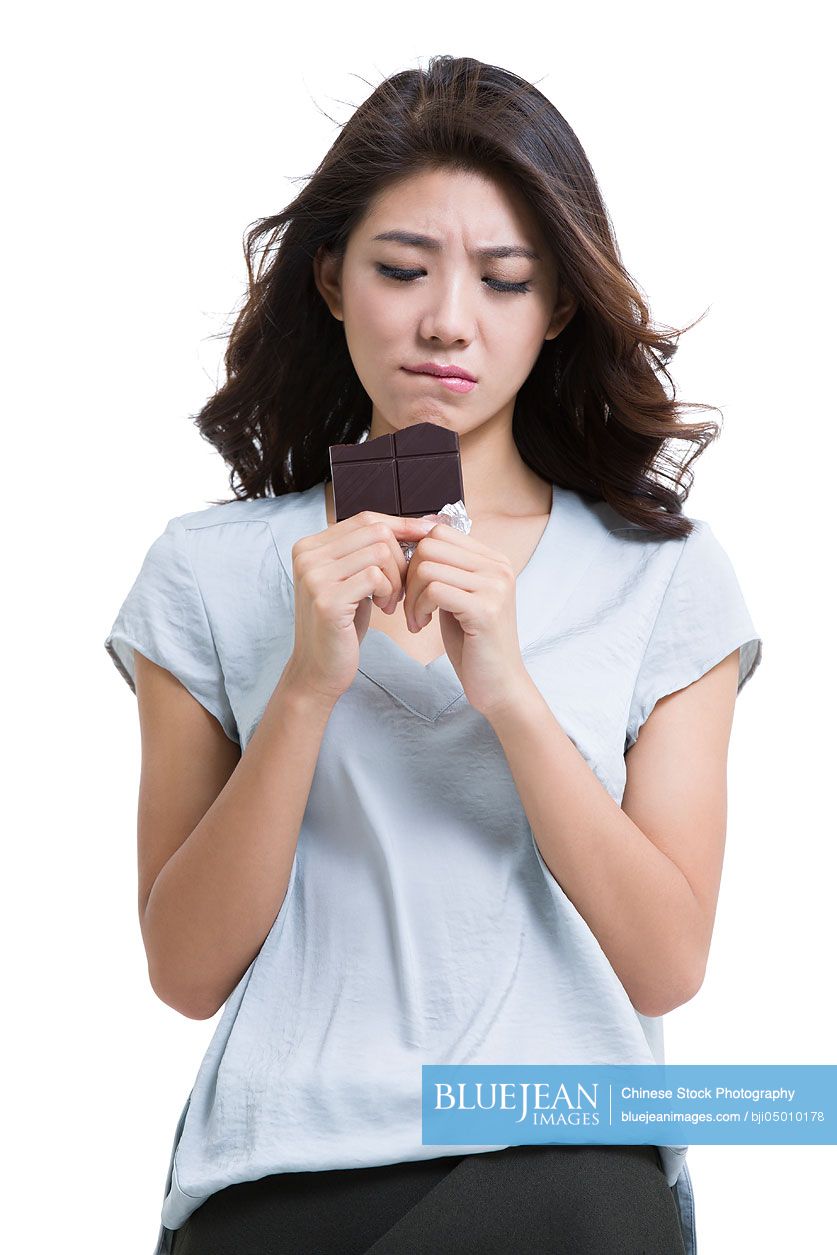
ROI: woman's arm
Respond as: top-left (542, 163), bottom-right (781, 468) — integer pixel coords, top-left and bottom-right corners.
top-left (483, 649), bottom-right (741, 1018)
top-left (137, 653), bottom-right (335, 1020)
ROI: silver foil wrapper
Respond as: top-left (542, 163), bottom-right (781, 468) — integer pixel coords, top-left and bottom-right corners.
top-left (399, 498), bottom-right (472, 562)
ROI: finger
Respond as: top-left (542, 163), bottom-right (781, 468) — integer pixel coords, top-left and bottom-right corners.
top-left (380, 533), bottom-right (409, 613)
top-left (407, 561), bottom-right (480, 630)
top-left (301, 510), bottom-right (439, 564)
top-left (340, 564), bottom-right (400, 614)
top-left (407, 533), bottom-right (483, 578)
top-left (348, 510), bottom-right (440, 539)
top-left (414, 524), bottom-right (501, 563)
top-left (344, 538), bottom-right (405, 608)
top-left (407, 533), bottom-right (513, 620)
top-left (313, 517), bottom-right (425, 566)
top-left (342, 516), bottom-right (435, 613)
top-left (413, 577), bottom-right (484, 630)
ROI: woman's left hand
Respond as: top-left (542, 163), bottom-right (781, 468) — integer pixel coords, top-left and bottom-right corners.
top-left (403, 523), bottom-right (531, 718)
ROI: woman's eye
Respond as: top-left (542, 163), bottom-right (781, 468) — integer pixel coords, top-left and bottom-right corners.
top-left (376, 264), bottom-right (531, 294)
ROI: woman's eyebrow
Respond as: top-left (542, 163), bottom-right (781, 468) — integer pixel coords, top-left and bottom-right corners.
top-left (370, 229), bottom-right (541, 262)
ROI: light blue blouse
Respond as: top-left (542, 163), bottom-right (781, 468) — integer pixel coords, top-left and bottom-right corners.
top-left (104, 479), bottom-right (763, 1255)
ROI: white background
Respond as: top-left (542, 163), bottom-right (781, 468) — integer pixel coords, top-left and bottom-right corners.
top-left (4, 3), bottom-right (833, 1251)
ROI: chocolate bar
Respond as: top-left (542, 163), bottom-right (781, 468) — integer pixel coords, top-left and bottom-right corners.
top-left (328, 422), bottom-right (465, 522)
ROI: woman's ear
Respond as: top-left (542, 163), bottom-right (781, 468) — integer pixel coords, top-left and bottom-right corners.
top-left (313, 244), bottom-right (344, 322)
top-left (545, 286), bottom-right (579, 341)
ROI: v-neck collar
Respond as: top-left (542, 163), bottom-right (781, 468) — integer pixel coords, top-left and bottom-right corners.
top-left (271, 479), bottom-right (614, 723)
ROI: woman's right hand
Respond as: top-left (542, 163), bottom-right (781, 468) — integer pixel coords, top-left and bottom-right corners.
top-left (284, 510), bottom-right (437, 705)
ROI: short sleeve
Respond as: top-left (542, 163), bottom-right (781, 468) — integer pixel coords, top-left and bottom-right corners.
top-left (625, 520), bottom-right (763, 751)
top-left (103, 517), bottom-right (239, 744)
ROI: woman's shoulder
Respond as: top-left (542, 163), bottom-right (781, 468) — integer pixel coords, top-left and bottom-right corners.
top-left (581, 491), bottom-right (726, 576)
top-left (560, 486), bottom-right (705, 569)
top-left (171, 485), bottom-right (325, 591)
top-left (583, 491), bottom-right (703, 545)
top-left (174, 493), bottom-right (301, 533)
top-left (562, 488), bottom-right (750, 621)
top-left (172, 486), bottom-right (322, 544)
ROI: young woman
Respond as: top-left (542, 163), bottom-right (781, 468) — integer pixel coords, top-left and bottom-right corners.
top-left (105, 55), bottom-right (762, 1255)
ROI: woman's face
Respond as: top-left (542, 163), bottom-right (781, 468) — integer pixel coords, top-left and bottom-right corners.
top-left (314, 167), bottom-right (577, 441)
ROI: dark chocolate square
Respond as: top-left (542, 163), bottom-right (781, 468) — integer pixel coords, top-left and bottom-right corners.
top-left (328, 422), bottom-right (464, 522)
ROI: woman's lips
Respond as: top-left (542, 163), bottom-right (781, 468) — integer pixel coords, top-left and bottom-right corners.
top-left (401, 368), bottom-right (476, 394)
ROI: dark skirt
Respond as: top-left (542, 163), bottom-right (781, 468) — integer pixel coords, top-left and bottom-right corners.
top-left (168, 1143), bottom-right (686, 1254)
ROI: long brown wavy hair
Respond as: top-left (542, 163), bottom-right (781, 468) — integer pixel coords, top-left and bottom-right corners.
top-left (194, 55), bottom-right (722, 539)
